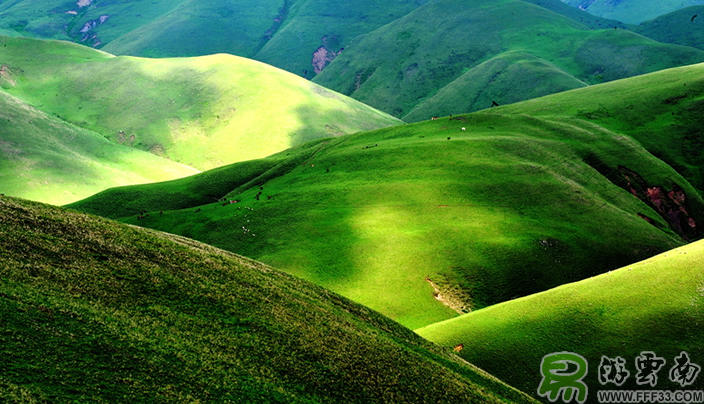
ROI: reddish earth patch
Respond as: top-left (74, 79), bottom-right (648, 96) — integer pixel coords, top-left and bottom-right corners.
top-left (618, 166), bottom-right (698, 240)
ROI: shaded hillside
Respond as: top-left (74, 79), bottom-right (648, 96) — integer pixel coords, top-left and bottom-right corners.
top-left (0, 195), bottom-right (537, 403)
top-left (632, 6), bottom-right (704, 52)
top-left (559, 0), bottom-right (704, 24)
top-left (0, 35), bottom-right (400, 171)
top-left (500, 61), bottom-right (704, 194)
top-left (313, 0), bottom-right (704, 121)
top-left (70, 106), bottom-right (703, 329)
top-left (0, 0), bottom-right (431, 79)
top-left (417, 239), bottom-right (704, 400)
top-left (522, 0), bottom-right (628, 29)
top-left (403, 52), bottom-right (588, 123)
top-left (0, 88), bottom-right (198, 205)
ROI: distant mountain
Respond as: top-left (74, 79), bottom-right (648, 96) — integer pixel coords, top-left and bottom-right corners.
top-left (313, 0), bottom-right (704, 121)
top-left (417, 238), bottom-right (704, 399)
top-left (632, 5), bottom-right (704, 51)
top-left (0, 195), bottom-right (537, 403)
top-left (0, 0), bottom-right (431, 79)
top-left (559, 0), bottom-right (704, 24)
top-left (0, 35), bottom-right (399, 173)
top-left (70, 62), bottom-right (704, 329)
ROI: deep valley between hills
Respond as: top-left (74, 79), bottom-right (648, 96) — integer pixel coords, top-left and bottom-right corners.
top-left (2, 0), bottom-right (704, 402)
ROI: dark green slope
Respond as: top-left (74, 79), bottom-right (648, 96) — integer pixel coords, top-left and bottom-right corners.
top-left (403, 52), bottom-right (588, 123)
top-left (69, 110), bottom-right (703, 329)
top-left (252, 0), bottom-right (433, 79)
top-left (632, 6), bottom-right (704, 52)
top-left (313, 0), bottom-right (704, 121)
top-left (0, 195), bottom-right (537, 403)
top-left (0, 0), bottom-right (430, 79)
top-left (417, 239), bottom-right (704, 400)
top-left (522, 0), bottom-right (628, 29)
top-left (560, 0), bottom-right (704, 24)
top-left (501, 61), bottom-right (704, 194)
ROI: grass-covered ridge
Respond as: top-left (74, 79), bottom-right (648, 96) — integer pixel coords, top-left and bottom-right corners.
top-left (0, 0), bottom-right (431, 79)
top-left (0, 35), bottom-right (401, 171)
top-left (499, 61), bottom-right (704, 194)
top-left (0, 88), bottom-right (198, 205)
top-left (560, 0), bottom-right (704, 24)
top-left (70, 84), bottom-right (704, 329)
top-left (313, 0), bottom-right (704, 120)
top-left (632, 6), bottom-right (704, 52)
top-left (416, 238), bottom-right (704, 400)
top-left (0, 195), bottom-right (537, 403)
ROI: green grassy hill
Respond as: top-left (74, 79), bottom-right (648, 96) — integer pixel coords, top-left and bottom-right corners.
top-left (0, 35), bottom-right (400, 171)
top-left (403, 52), bottom-right (589, 123)
top-left (0, 0), bottom-right (431, 79)
top-left (559, 0), bottom-right (704, 24)
top-left (0, 195), bottom-right (538, 403)
top-left (0, 88), bottom-right (198, 205)
top-left (313, 0), bottom-right (704, 121)
top-left (499, 61), bottom-right (704, 194)
top-left (632, 6), bottom-right (704, 52)
top-left (69, 61), bottom-right (704, 329)
top-left (416, 238), bottom-right (704, 400)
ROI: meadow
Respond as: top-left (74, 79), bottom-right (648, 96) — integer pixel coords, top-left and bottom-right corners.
top-left (313, 0), bottom-right (704, 120)
top-left (417, 238), bottom-right (704, 397)
top-left (0, 195), bottom-right (537, 403)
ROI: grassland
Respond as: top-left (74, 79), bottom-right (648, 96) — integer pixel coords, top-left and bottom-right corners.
top-left (0, 88), bottom-right (198, 205)
top-left (0, 195), bottom-right (538, 403)
top-left (560, 0), bottom-right (704, 24)
top-left (313, 0), bottom-right (704, 121)
top-left (416, 238), bottom-right (704, 399)
top-left (0, 0), bottom-right (432, 79)
top-left (0, 35), bottom-right (400, 172)
top-left (499, 61), bottom-right (704, 194)
top-left (70, 94), bottom-right (703, 331)
top-left (632, 6), bottom-right (704, 52)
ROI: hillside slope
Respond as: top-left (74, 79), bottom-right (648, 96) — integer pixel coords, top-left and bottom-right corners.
top-left (0, 195), bottom-right (537, 403)
top-left (417, 238), bottom-right (704, 400)
top-left (69, 106), bottom-right (703, 330)
top-left (0, 89), bottom-right (198, 205)
top-left (632, 6), bottom-right (704, 52)
top-left (560, 0), bottom-right (704, 24)
top-left (500, 61), bottom-right (704, 194)
top-left (313, 0), bottom-right (704, 121)
top-left (0, 35), bottom-right (400, 171)
top-left (0, 0), bottom-right (431, 79)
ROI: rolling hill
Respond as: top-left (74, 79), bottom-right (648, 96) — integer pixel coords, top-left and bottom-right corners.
top-left (416, 238), bottom-right (704, 400)
top-left (0, 0), bottom-right (433, 78)
top-left (0, 195), bottom-right (539, 403)
top-left (498, 61), bottom-right (704, 194)
top-left (69, 62), bottom-right (704, 329)
top-left (632, 6), bottom-right (704, 52)
top-left (559, 0), bottom-right (704, 24)
top-left (0, 88), bottom-right (199, 205)
top-left (312, 0), bottom-right (704, 121)
top-left (0, 35), bottom-right (400, 173)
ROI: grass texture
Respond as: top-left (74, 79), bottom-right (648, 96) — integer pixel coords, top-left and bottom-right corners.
top-left (0, 195), bottom-right (538, 403)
